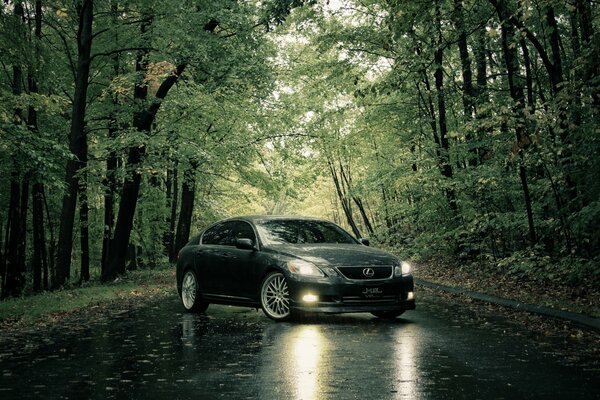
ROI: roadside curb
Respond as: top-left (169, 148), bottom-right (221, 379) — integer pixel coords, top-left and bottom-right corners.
top-left (414, 278), bottom-right (600, 331)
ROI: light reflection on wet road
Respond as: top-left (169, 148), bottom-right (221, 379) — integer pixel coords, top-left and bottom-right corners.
top-left (0, 291), bottom-right (598, 399)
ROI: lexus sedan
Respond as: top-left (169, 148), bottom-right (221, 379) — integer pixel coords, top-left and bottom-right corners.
top-left (176, 216), bottom-right (415, 321)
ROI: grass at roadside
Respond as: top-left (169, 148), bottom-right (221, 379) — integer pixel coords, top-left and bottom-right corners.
top-left (0, 267), bottom-right (176, 329)
top-left (412, 260), bottom-right (600, 318)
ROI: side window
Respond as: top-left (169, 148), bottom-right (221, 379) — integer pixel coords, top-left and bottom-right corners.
top-left (231, 221), bottom-right (257, 243)
top-left (202, 221), bottom-right (236, 246)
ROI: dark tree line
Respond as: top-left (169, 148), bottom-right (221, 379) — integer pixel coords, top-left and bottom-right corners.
top-left (0, 0), bottom-right (309, 298)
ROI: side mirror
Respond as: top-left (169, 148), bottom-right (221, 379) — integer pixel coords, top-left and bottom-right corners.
top-left (359, 238), bottom-right (370, 246)
top-left (236, 238), bottom-right (256, 251)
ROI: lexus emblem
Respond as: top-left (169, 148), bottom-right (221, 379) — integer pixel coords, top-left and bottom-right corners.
top-left (362, 268), bottom-right (375, 278)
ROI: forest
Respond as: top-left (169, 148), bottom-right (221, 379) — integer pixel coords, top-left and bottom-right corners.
top-left (0, 0), bottom-right (598, 299)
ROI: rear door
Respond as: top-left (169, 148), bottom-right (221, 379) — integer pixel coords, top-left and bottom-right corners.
top-left (197, 221), bottom-right (237, 295)
top-left (223, 221), bottom-right (261, 299)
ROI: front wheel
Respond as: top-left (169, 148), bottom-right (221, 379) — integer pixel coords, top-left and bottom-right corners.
top-left (371, 310), bottom-right (404, 319)
top-left (181, 269), bottom-right (209, 313)
top-left (260, 272), bottom-right (293, 321)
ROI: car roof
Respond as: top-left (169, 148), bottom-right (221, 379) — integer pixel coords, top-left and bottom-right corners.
top-left (222, 215), bottom-right (328, 224)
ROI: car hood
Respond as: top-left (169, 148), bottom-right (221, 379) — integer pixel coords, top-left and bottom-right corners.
top-left (263, 243), bottom-right (398, 266)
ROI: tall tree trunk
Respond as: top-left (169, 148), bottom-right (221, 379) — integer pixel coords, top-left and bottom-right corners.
top-left (101, 4), bottom-right (123, 276)
top-left (454, 0), bottom-right (475, 118)
top-left (3, 181), bottom-right (21, 298)
top-left (520, 40), bottom-right (535, 111)
top-left (101, 121), bottom-right (119, 274)
top-left (174, 163), bottom-right (197, 255)
top-left (43, 189), bottom-right (55, 288)
top-left (18, 178), bottom-right (29, 288)
top-left (79, 167), bottom-right (90, 282)
top-left (3, 2), bottom-right (27, 298)
top-left (492, 0), bottom-right (537, 244)
top-left (55, 0), bottom-right (94, 287)
top-left (434, 3), bottom-right (457, 211)
top-left (475, 26), bottom-right (487, 98)
top-left (104, 26), bottom-right (151, 280)
top-left (30, 0), bottom-right (47, 293)
top-left (454, 0), bottom-right (479, 166)
top-left (165, 163), bottom-right (179, 262)
top-left (32, 183), bottom-right (47, 292)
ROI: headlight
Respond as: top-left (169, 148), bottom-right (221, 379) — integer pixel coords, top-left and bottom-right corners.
top-left (394, 261), bottom-right (413, 276)
top-left (287, 260), bottom-right (324, 277)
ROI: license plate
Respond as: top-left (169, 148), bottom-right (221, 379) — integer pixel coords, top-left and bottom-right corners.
top-left (361, 287), bottom-right (383, 298)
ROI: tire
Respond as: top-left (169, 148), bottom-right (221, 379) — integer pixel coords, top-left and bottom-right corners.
top-left (260, 272), bottom-right (293, 321)
top-left (181, 269), bottom-right (209, 313)
top-left (371, 310), bottom-right (404, 319)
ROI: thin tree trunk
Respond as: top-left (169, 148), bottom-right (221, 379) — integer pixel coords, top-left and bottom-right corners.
top-left (2, 180), bottom-right (21, 298)
top-left (18, 178), bottom-right (29, 288)
top-left (165, 163), bottom-right (179, 262)
top-left (434, 3), bottom-right (457, 211)
top-left (475, 26), bottom-right (487, 98)
top-left (328, 160), bottom-right (362, 238)
top-left (43, 188), bottom-right (55, 288)
top-left (30, 0), bottom-right (47, 293)
top-left (454, 0), bottom-right (475, 118)
top-left (520, 40), bottom-right (535, 111)
top-left (101, 121), bottom-right (118, 274)
top-left (101, 6), bottom-right (123, 276)
top-left (32, 183), bottom-right (47, 292)
top-left (339, 163), bottom-right (374, 235)
top-left (493, 0), bottom-right (537, 244)
top-left (79, 167), bottom-right (90, 282)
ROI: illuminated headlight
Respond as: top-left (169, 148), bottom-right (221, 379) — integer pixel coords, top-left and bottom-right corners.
top-left (394, 261), bottom-right (413, 276)
top-left (287, 260), bottom-right (324, 277)
top-left (302, 294), bottom-right (319, 302)
top-left (407, 291), bottom-right (414, 300)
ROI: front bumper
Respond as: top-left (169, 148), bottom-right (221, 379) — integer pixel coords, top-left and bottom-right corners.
top-left (287, 273), bottom-right (415, 314)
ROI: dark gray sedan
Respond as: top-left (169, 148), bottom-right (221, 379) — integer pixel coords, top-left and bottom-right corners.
top-left (176, 216), bottom-right (415, 321)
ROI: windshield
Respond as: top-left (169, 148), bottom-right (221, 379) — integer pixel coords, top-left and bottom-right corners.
top-left (256, 219), bottom-right (358, 245)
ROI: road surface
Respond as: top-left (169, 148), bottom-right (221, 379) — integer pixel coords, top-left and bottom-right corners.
top-left (0, 290), bottom-right (598, 399)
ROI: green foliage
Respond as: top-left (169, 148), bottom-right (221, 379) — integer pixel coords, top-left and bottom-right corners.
top-left (1, 0), bottom-right (599, 296)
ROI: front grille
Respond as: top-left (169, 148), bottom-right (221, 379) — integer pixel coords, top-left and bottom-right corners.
top-left (336, 265), bottom-right (393, 280)
top-left (342, 295), bottom-right (398, 305)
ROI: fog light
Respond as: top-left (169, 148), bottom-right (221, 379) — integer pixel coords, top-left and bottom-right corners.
top-left (407, 291), bottom-right (414, 300)
top-left (302, 294), bottom-right (319, 303)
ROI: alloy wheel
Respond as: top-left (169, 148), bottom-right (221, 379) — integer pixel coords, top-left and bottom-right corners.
top-left (261, 272), bottom-right (291, 321)
top-left (182, 270), bottom-right (198, 310)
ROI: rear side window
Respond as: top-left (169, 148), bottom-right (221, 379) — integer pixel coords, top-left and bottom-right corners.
top-left (202, 221), bottom-right (236, 245)
top-left (201, 220), bottom-right (257, 246)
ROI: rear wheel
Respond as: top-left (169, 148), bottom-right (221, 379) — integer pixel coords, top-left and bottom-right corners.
top-left (371, 310), bottom-right (404, 319)
top-left (260, 272), bottom-right (293, 321)
top-left (181, 269), bottom-right (209, 313)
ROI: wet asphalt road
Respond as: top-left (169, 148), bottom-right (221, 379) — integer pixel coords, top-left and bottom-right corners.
top-left (0, 290), bottom-right (598, 400)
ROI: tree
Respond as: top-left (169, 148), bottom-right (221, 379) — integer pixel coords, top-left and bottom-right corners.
top-left (55, 0), bottom-right (94, 287)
